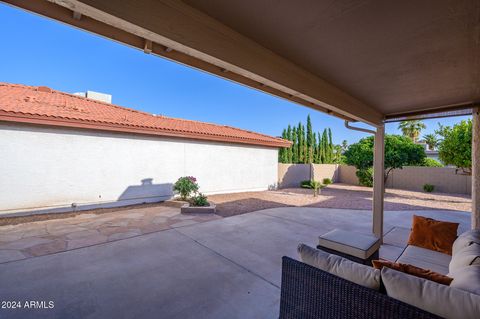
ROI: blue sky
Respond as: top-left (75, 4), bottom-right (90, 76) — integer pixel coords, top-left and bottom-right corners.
top-left (0, 3), bottom-right (470, 145)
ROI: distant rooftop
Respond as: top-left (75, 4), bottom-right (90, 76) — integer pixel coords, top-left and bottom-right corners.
top-left (0, 83), bottom-right (290, 148)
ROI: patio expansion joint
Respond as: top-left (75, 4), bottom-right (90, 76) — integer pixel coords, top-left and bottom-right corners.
top-left (173, 228), bottom-right (281, 289)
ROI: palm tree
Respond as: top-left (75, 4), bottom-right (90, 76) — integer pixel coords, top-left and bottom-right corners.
top-left (422, 133), bottom-right (438, 150)
top-left (398, 120), bottom-right (426, 142)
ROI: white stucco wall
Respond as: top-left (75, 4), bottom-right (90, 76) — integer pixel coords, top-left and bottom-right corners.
top-left (0, 123), bottom-right (278, 216)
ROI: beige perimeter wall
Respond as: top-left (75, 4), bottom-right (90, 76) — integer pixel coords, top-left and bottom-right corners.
top-left (278, 164), bottom-right (338, 188)
top-left (279, 164), bottom-right (472, 195)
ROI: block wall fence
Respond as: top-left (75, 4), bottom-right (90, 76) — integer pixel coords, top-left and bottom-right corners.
top-left (278, 163), bottom-right (472, 195)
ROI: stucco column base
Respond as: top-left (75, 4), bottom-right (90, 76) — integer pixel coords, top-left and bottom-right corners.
top-left (373, 125), bottom-right (385, 240)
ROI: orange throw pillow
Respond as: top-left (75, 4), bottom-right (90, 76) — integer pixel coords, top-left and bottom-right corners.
top-left (372, 259), bottom-right (453, 285)
top-left (407, 215), bottom-right (458, 255)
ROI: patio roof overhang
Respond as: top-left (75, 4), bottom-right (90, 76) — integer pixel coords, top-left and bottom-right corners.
top-left (5, 0), bottom-right (479, 126)
top-left (2, 0), bottom-right (480, 231)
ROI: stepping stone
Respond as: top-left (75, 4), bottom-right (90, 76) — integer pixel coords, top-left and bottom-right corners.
top-left (24, 240), bottom-right (67, 257)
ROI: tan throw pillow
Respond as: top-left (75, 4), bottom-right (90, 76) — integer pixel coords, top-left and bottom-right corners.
top-left (381, 267), bottom-right (480, 319)
top-left (297, 243), bottom-right (380, 290)
top-left (407, 215), bottom-right (459, 255)
top-left (372, 259), bottom-right (453, 285)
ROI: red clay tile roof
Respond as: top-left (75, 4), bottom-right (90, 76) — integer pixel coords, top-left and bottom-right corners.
top-left (0, 83), bottom-right (291, 148)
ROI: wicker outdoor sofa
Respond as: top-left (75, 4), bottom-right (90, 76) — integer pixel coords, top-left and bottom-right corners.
top-left (279, 227), bottom-right (480, 319)
top-left (279, 256), bottom-right (441, 319)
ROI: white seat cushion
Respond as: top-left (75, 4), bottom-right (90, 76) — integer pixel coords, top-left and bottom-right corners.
top-left (318, 229), bottom-right (380, 259)
top-left (396, 245), bottom-right (451, 275)
top-left (449, 243), bottom-right (480, 273)
top-left (452, 229), bottom-right (480, 256)
top-left (297, 243), bottom-right (381, 290)
top-left (382, 267), bottom-right (480, 319)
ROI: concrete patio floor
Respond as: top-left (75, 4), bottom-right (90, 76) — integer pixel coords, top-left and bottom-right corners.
top-left (0, 207), bottom-right (470, 319)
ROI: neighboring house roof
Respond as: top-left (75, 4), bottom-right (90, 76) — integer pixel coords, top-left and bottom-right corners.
top-left (0, 83), bottom-right (291, 148)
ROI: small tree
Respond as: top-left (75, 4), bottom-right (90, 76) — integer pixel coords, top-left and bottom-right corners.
top-left (173, 176), bottom-right (199, 200)
top-left (436, 120), bottom-right (472, 174)
top-left (344, 135), bottom-right (426, 185)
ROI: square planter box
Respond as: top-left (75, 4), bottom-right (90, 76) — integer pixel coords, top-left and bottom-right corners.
top-left (181, 202), bottom-right (216, 214)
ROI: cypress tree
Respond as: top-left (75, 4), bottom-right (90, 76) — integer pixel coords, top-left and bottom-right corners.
top-left (303, 124), bottom-right (308, 163)
top-left (315, 132), bottom-right (320, 163)
top-left (298, 122), bottom-right (304, 163)
top-left (306, 115), bottom-right (314, 163)
top-left (286, 125), bottom-right (293, 163)
top-left (328, 128), bottom-right (333, 147)
top-left (328, 128), bottom-right (334, 163)
top-left (292, 126), bottom-right (298, 163)
top-left (276, 117), bottom-right (335, 165)
top-left (322, 129), bottom-right (329, 163)
top-left (279, 129), bottom-right (286, 163)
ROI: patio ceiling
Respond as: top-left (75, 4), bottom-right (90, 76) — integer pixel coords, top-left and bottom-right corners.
top-left (3, 0), bottom-right (480, 126)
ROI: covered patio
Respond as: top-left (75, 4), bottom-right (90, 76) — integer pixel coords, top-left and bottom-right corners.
top-left (3, 0), bottom-right (478, 237)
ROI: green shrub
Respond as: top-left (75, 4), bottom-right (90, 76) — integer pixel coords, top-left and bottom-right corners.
top-left (300, 180), bottom-right (313, 188)
top-left (356, 168), bottom-right (373, 187)
top-left (190, 193), bottom-right (209, 207)
top-left (173, 176), bottom-right (199, 200)
top-left (423, 184), bottom-right (435, 192)
top-left (322, 178), bottom-right (332, 185)
top-left (421, 158), bottom-right (443, 167)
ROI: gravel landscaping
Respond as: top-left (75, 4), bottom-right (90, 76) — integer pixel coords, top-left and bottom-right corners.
top-left (209, 183), bottom-right (471, 217)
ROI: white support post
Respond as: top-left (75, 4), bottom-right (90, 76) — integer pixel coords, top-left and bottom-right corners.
top-left (373, 125), bottom-right (385, 240)
top-left (472, 106), bottom-right (480, 229)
